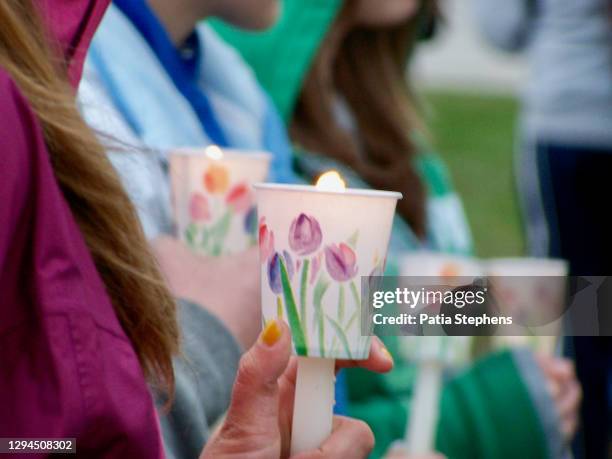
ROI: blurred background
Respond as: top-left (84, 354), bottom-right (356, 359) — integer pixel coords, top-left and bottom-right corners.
top-left (413, 0), bottom-right (526, 257)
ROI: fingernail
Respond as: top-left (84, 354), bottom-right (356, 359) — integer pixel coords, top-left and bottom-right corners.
top-left (261, 319), bottom-right (282, 346)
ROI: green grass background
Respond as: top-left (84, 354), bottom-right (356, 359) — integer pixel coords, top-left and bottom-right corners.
top-left (423, 90), bottom-right (525, 258)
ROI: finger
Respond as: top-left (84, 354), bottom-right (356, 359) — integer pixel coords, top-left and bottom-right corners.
top-left (278, 356), bottom-right (299, 389)
top-left (222, 319), bottom-right (292, 436)
top-left (322, 416), bottom-right (375, 458)
top-left (539, 355), bottom-right (575, 381)
top-left (547, 379), bottom-right (561, 402)
top-left (558, 381), bottom-right (582, 440)
top-left (292, 416), bottom-right (375, 459)
top-left (277, 357), bottom-right (300, 452)
top-left (561, 412), bottom-right (579, 441)
top-left (335, 336), bottom-right (394, 373)
top-left (557, 380), bottom-right (582, 421)
top-left (551, 359), bottom-right (575, 383)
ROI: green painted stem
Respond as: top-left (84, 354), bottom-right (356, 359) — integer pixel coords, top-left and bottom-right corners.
top-left (338, 284), bottom-right (346, 323)
top-left (279, 258), bottom-right (307, 356)
top-left (299, 259), bottom-right (310, 347)
top-left (350, 281), bottom-right (361, 315)
top-left (313, 277), bottom-right (329, 358)
top-left (326, 315), bottom-right (353, 360)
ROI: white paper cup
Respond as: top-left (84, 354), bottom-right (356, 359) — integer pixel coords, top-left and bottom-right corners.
top-left (397, 252), bottom-right (482, 365)
top-left (485, 257), bottom-right (569, 354)
top-left (255, 183), bottom-right (400, 359)
top-left (486, 257), bottom-right (568, 276)
top-left (397, 251), bottom-right (484, 319)
top-left (169, 148), bottom-right (271, 256)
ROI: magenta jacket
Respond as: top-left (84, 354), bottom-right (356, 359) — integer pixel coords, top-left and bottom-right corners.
top-left (0, 1), bottom-right (164, 456)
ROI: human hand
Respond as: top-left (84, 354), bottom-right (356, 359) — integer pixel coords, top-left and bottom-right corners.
top-left (536, 355), bottom-right (582, 442)
top-left (200, 320), bottom-right (394, 459)
top-left (152, 236), bottom-right (261, 349)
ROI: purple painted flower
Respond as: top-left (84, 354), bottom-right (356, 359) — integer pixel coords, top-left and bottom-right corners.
top-left (324, 243), bottom-right (358, 282)
top-left (268, 251), bottom-right (295, 294)
top-left (289, 213), bottom-right (322, 256)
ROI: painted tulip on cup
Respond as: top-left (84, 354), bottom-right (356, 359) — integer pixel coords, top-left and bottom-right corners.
top-left (325, 243), bottom-right (359, 282)
top-left (254, 171), bottom-right (401, 455)
top-left (169, 146), bottom-right (271, 256)
top-left (289, 214), bottom-right (322, 255)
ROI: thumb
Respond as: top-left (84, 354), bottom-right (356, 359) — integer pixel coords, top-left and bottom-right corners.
top-left (222, 319), bottom-right (292, 436)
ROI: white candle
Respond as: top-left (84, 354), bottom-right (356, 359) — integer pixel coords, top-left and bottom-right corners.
top-left (403, 336), bottom-right (448, 454)
top-left (290, 357), bottom-right (336, 455)
top-left (405, 360), bottom-right (443, 454)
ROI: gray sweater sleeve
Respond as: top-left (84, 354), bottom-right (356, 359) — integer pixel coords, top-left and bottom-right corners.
top-left (472, 0), bottom-right (535, 52)
top-left (159, 299), bottom-right (242, 459)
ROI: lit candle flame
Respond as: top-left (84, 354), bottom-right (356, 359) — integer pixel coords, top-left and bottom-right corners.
top-left (205, 145), bottom-right (223, 160)
top-left (315, 170), bottom-right (346, 192)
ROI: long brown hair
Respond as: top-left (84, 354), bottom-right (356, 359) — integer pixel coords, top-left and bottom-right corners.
top-left (291, 1), bottom-right (434, 237)
top-left (0, 0), bottom-right (179, 394)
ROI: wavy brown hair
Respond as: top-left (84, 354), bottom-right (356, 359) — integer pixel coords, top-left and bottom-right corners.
top-left (291, 1), bottom-right (437, 238)
top-left (0, 0), bottom-right (179, 394)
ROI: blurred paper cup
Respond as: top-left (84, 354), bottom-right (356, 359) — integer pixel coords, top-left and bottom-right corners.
top-left (485, 257), bottom-right (568, 354)
top-left (169, 146), bottom-right (271, 256)
top-left (398, 251), bottom-right (484, 311)
top-left (396, 252), bottom-right (481, 362)
top-left (399, 251), bottom-right (484, 283)
top-left (255, 180), bottom-right (400, 359)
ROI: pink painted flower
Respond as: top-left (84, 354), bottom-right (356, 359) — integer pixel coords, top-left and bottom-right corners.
top-left (324, 243), bottom-right (358, 282)
top-left (189, 193), bottom-right (210, 221)
top-left (226, 182), bottom-right (252, 213)
top-left (289, 213), bottom-right (322, 256)
top-left (259, 217), bottom-right (274, 263)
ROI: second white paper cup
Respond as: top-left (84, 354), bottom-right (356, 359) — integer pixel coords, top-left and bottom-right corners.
top-left (169, 148), bottom-right (271, 256)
